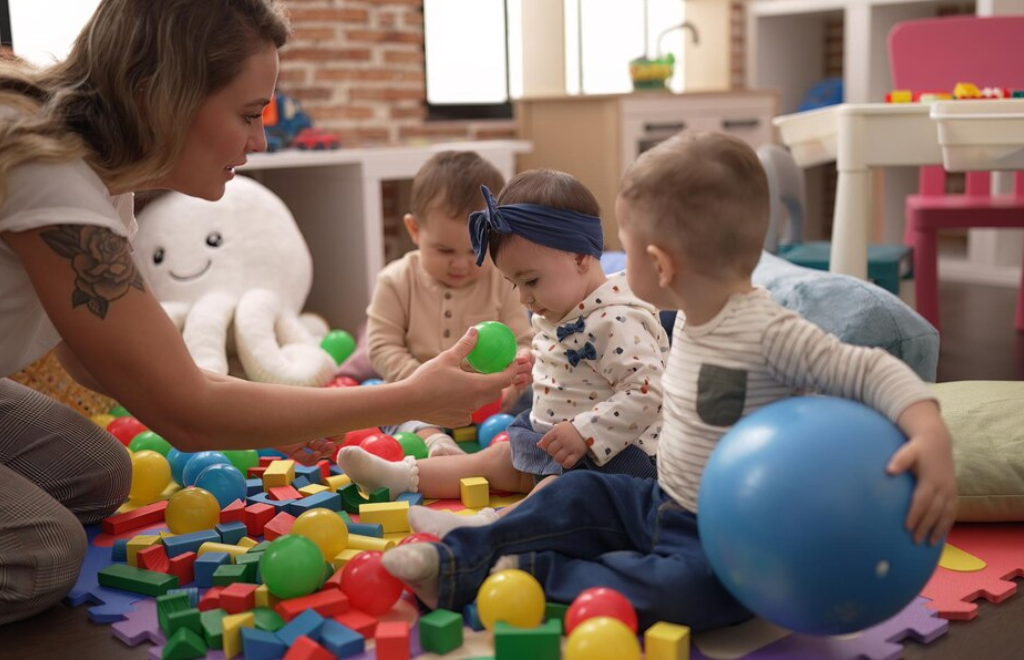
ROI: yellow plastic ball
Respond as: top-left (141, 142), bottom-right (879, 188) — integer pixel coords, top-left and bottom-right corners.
top-left (91, 413), bottom-right (116, 429)
top-left (565, 616), bottom-right (641, 660)
top-left (128, 450), bottom-right (171, 505)
top-left (476, 569), bottom-right (545, 631)
top-left (165, 486), bottom-right (221, 534)
top-left (290, 507), bottom-right (349, 562)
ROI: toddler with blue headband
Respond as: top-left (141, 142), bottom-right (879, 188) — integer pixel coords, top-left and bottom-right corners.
top-left (334, 169), bottom-right (669, 537)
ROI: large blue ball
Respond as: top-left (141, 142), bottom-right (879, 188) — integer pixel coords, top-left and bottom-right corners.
top-left (167, 449), bottom-right (196, 486)
top-left (194, 463), bottom-right (248, 508)
top-left (478, 413), bottom-right (514, 448)
top-left (182, 451), bottom-right (232, 487)
top-left (697, 396), bottom-right (942, 636)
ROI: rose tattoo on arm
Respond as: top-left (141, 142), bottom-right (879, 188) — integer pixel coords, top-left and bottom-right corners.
top-left (40, 225), bottom-right (145, 319)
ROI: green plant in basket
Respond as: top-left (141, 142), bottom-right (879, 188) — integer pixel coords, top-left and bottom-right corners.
top-left (629, 53), bottom-right (675, 90)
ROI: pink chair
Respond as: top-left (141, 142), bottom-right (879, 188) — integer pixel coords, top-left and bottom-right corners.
top-left (888, 15), bottom-right (1024, 333)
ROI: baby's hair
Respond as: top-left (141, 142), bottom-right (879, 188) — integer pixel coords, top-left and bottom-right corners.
top-left (410, 151), bottom-right (506, 224)
top-left (489, 169), bottom-right (602, 263)
top-left (619, 131), bottom-right (769, 279)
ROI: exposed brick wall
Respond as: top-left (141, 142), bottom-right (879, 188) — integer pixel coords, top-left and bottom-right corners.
top-left (277, 0), bottom-right (516, 146)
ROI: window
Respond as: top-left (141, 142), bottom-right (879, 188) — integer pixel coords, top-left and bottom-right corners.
top-left (4, 0), bottom-right (100, 65)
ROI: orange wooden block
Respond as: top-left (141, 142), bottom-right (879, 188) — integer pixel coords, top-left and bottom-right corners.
top-left (268, 485), bottom-right (303, 501)
top-left (243, 502), bottom-right (275, 537)
top-left (275, 589), bottom-right (349, 621)
top-left (219, 498), bottom-right (245, 523)
top-left (263, 512), bottom-right (296, 541)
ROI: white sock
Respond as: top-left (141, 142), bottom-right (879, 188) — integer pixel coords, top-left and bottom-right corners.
top-left (381, 542), bottom-right (440, 609)
top-left (424, 432), bottom-right (466, 457)
top-left (408, 505), bottom-right (499, 538)
top-left (490, 554), bottom-right (519, 574)
top-left (334, 447), bottom-right (418, 498)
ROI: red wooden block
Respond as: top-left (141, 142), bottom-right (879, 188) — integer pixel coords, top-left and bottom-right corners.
top-left (332, 608), bottom-right (377, 639)
top-left (275, 589), bottom-right (349, 622)
top-left (258, 456), bottom-right (279, 467)
top-left (219, 498), bottom-right (245, 524)
top-left (247, 466), bottom-right (268, 479)
top-left (263, 512), bottom-right (296, 541)
top-left (168, 551), bottom-right (196, 586)
top-left (198, 585), bottom-right (226, 611)
top-left (136, 544), bottom-right (170, 574)
top-left (317, 460), bottom-right (331, 481)
top-left (268, 485), bottom-right (303, 501)
top-left (101, 500), bottom-right (168, 535)
top-left (283, 635), bottom-right (334, 660)
top-left (243, 502), bottom-right (275, 537)
top-left (324, 568), bottom-right (344, 591)
top-left (220, 582), bottom-right (258, 614)
top-left (375, 620), bottom-right (410, 660)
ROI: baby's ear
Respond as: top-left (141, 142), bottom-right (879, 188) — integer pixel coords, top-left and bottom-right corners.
top-left (403, 214), bottom-right (421, 244)
top-left (647, 243), bottom-right (676, 288)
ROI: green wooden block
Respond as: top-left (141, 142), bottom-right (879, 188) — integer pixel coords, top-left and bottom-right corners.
top-left (544, 602), bottom-right (569, 623)
top-left (419, 608), bottom-right (463, 654)
top-left (247, 541), bottom-right (272, 554)
top-left (252, 606), bottom-right (285, 632)
top-left (494, 619), bottom-right (561, 660)
top-left (340, 484), bottom-right (391, 514)
top-left (156, 592), bottom-right (192, 634)
top-left (211, 563), bottom-right (249, 586)
top-left (98, 563), bottom-right (178, 597)
top-left (166, 608), bottom-right (203, 639)
top-left (199, 608), bottom-right (227, 650)
top-left (163, 626), bottom-right (207, 660)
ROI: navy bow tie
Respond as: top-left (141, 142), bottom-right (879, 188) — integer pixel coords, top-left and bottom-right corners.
top-left (557, 317), bottom-right (586, 342)
top-left (565, 341), bottom-right (597, 367)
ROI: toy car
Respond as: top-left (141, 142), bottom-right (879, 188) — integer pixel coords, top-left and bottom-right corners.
top-left (291, 127), bottom-right (341, 150)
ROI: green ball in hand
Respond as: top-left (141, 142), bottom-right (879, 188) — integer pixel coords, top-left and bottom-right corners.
top-left (321, 329), bottom-right (356, 365)
top-left (466, 321), bottom-right (517, 374)
top-left (394, 431), bottom-right (429, 460)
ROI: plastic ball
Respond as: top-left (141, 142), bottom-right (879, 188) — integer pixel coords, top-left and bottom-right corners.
top-left (698, 396), bottom-right (943, 635)
top-left (360, 378), bottom-right (384, 386)
top-left (181, 451), bottom-right (232, 487)
top-left (220, 449), bottom-right (260, 474)
top-left (326, 376), bottom-right (360, 388)
top-left (490, 430), bottom-right (510, 445)
top-left (165, 487), bottom-right (221, 534)
top-left (564, 617), bottom-right (641, 660)
top-left (340, 551), bottom-right (403, 615)
top-left (107, 404), bottom-right (131, 417)
top-left (341, 427), bottom-right (380, 448)
top-left (167, 449), bottom-right (196, 486)
top-left (194, 463), bottom-right (247, 508)
top-left (321, 329), bottom-right (356, 365)
top-left (106, 416), bottom-right (148, 446)
top-left (358, 434), bottom-right (404, 462)
top-left (476, 569), bottom-right (545, 631)
top-left (478, 413), bottom-right (514, 448)
top-left (565, 587), bottom-right (638, 635)
top-left (466, 321), bottom-right (516, 374)
top-left (398, 532), bottom-right (440, 545)
top-left (394, 432), bottom-right (429, 460)
top-left (128, 431), bottom-right (173, 457)
top-left (260, 535), bottom-right (326, 599)
top-left (291, 508), bottom-right (349, 562)
top-left (128, 450), bottom-right (171, 505)
top-left (91, 413), bottom-right (116, 429)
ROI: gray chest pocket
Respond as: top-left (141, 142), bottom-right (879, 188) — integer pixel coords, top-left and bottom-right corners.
top-left (696, 364), bottom-right (748, 427)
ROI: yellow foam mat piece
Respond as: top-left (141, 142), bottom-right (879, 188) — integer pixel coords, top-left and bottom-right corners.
top-left (938, 543), bottom-right (986, 572)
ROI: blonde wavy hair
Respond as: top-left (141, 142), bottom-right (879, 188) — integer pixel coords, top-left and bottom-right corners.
top-left (0, 0), bottom-right (289, 205)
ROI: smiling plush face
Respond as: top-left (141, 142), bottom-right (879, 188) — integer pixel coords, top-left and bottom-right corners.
top-left (134, 176), bottom-right (313, 311)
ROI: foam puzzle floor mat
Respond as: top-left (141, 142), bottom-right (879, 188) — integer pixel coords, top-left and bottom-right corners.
top-left (69, 497), bottom-right (1024, 659)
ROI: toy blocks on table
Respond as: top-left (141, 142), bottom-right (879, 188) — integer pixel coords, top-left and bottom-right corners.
top-left (222, 610), bottom-right (256, 659)
top-left (284, 635), bottom-right (334, 660)
top-left (97, 563), bottom-right (178, 597)
top-left (287, 490), bottom-right (342, 516)
top-left (126, 534), bottom-right (162, 567)
top-left (220, 582), bottom-right (258, 614)
top-left (237, 536), bottom-right (259, 549)
top-left (241, 626), bottom-right (288, 660)
top-left (295, 463), bottom-right (323, 484)
top-left (216, 521), bottom-right (248, 545)
top-left (164, 626), bottom-right (207, 660)
top-left (345, 521), bottom-right (383, 538)
top-left (268, 484), bottom-right (304, 501)
top-left (198, 586), bottom-right (226, 612)
top-left (331, 608), bottom-right (378, 638)
top-left (167, 586), bottom-right (200, 608)
top-left (275, 588), bottom-right (349, 621)
top-left (263, 459), bottom-right (296, 489)
top-left (157, 591), bottom-right (193, 634)
top-left (166, 608), bottom-right (204, 639)
top-left (198, 541), bottom-right (250, 560)
top-left (339, 483), bottom-right (390, 514)
top-left (452, 425), bottom-right (476, 442)
top-left (375, 620), bottom-right (410, 660)
top-left (194, 551), bottom-right (231, 589)
top-left (136, 544), bottom-right (170, 573)
top-left (494, 619), bottom-right (562, 660)
top-left (395, 491), bottom-right (424, 507)
top-left (460, 477), bottom-right (490, 508)
top-left (244, 502), bottom-right (276, 536)
top-left (200, 607), bottom-right (227, 649)
top-left (213, 562), bottom-right (256, 586)
top-left (101, 499), bottom-right (167, 535)
top-left (347, 534), bottom-right (395, 552)
top-left (418, 608), bottom-right (463, 654)
top-left (277, 608), bottom-right (327, 646)
top-left (644, 621), bottom-right (691, 660)
top-left (324, 474), bottom-right (352, 492)
top-left (163, 530), bottom-right (220, 558)
top-left (248, 466), bottom-right (268, 480)
top-left (358, 501), bottom-right (410, 533)
top-left (253, 606), bottom-right (286, 632)
top-left (263, 511), bottom-right (297, 541)
top-left (254, 583), bottom-right (278, 609)
top-left (321, 619), bottom-right (365, 658)
top-left (168, 551), bottom-right (196, 586)
top-left (299, 484), bottom-right (330, 498)
top-left (219, 499), bottom-right (246, 524)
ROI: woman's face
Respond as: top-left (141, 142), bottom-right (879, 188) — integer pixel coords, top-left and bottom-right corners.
top-left (160, 43), bottom-right (279, 201)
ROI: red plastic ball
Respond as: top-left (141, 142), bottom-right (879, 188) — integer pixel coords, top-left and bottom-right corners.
top-left (565, 587), bottom-right (639, 635)
top-left (326, 376), bottom-right (360, 388)
top-left (340, 551), bottom-right (403, 615)
top-left (398, 532), bottom-right (440, 545)
top-left (491, 431), bottom-right (510, 445)
top-left (341, 427), bottom-right (379, 448)
top-left (358, 434), bottom-right (405, 462)
top-left (106, 417), bottom-right (148, 447)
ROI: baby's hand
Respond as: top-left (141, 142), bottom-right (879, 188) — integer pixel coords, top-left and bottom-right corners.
top-left (275, 437), bottom-right (338, 466)
top-left (499, 384), bottom-right (521, 412)
top-left (537, 421), bottom-right (587, 469)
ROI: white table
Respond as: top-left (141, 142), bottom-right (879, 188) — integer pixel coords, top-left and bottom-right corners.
top-left (238, 140), bottom-right (532, 331)
top-left (773, 99), bottom-right (1024, 280)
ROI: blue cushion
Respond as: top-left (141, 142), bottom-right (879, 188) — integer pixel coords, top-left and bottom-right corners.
top-left (600, 251), bottom-right (939, 382)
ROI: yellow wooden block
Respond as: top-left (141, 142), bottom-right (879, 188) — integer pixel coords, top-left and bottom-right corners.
top-left (325, 474), bottom-right (352, 492)
top-left (254, 583), bottom-right (278, 609)
top-left (645, 621), bottom-right (691, 660)
top-left (331, 548), bottom-right (364, 570)
top-left (127, 535), bottom-right (162, 567)
top-left (299, 483), bottom-right (330, 497)
top-left (236, 537), bottom-right (258, 549)
top-left (460, 476), bottom-right (490, 509)
top-left (222, 611), bottom-right (255, 659)
top-left (347, 533), bottom-right (396, 553)
top-left (359, 501), bottom-right (410, 534)
top-left (452, 426), bottom-right (477, 442)
top-left (262, 459), bottom-right (295, 490)
top-left (198, 542), bottom-right (249, 560)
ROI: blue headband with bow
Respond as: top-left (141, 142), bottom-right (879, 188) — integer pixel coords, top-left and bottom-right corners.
top-left (468, 185), bottom-right (604, 266)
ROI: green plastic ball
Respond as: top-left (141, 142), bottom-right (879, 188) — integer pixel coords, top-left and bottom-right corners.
top-left (260, 535), bottom-right (326, 599)
top-left (221, 449), bottom-right (260, 474)
top-left (321, 330), bottom-right (357, 365)
top-left (394, 431), bottom-right (429, 460)
top-left (466, 321), bottom-right (517, 374)
top-left (108, 404), bottom-right (132, 418)
top-left (128, 431), bottom-right (173, 457)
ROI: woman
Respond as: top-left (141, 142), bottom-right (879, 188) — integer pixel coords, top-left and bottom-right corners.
top-left (0, 0), bottom-right (528, 624)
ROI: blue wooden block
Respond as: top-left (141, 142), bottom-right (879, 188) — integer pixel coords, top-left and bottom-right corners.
top-left (286, 490), bottom-right (341, 516)
top-left (276, 608), bottom-right (325, 646)
top-left (246, 492), bottom-right (294, 511)
top-left (241, 627), bottom-right (287, 660)
top-left (321, 619), bottom-right (365, 658)
top-left (215, 521), bottom-right (248, 545)
top-left (396, 492), bottom-right (424, 507)
top-left (463, 602), bottom-right (485, 631)
top-left (167, 587), bottom-right (200, 608)
top-left (193, 552), bottom-right (230, 589)
top-left (329, 464), bottom-right (344, 475)
top-left (245, 478), bottom-right (264, 496)
top-left (345, 522), bottom-right (383, 538)
top-left (294, 464), bottom-right (322, 485)
top-left (291, 476), bottom-right (312, 490)
top-left (110, 538), bottom-right (128, 562)
top-left (163, 530), bottom-right (220, 558)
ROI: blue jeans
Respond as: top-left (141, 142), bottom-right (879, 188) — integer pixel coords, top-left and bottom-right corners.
top-left (433, 471), bottom-right (750, 632)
